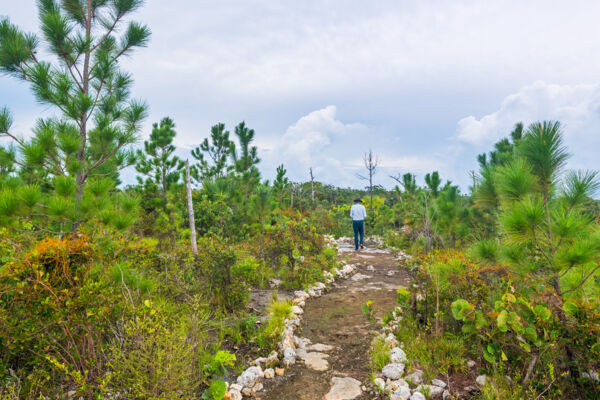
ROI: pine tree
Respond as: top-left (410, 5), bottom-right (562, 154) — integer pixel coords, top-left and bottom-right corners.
top-left (135, 117), bottom-right (184, 197)
top-left (231, 121), bottom-right (260, 178)
top-left (425, 171), bottom-right (441, 197)
top-left (191, 122), bottom-right (234, 181)
top-left (0, 0), bottom-right (150, 233)
top-left (273, 164), bottom-right (289, 204)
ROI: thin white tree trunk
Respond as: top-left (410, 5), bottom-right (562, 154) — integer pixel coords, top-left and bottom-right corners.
top-left (185, 160), bottom-right (198, 256)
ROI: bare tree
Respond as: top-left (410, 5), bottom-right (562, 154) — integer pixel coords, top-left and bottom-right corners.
top-left (357, 149), bottom-right (380, 209)
top-left (185, 160), bottom-right (198, 256)
top-left (309, 167), bottom-right (315, 203)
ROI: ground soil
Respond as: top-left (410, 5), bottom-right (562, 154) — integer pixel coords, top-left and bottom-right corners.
top-left (259, 240), bottom-right (411, 400)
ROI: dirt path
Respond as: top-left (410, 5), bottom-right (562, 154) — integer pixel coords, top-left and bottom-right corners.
top-left (260, 239), bottom-right (410, 400)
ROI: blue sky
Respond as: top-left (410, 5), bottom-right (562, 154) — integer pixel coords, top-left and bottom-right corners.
top-left (2, 1), bottom-right (600, 191)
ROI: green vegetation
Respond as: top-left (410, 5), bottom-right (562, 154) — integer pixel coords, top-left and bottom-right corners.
top-left (379, 122), bottom-right (600, 398)
top-left (0, 1), bottom-right (599, 399)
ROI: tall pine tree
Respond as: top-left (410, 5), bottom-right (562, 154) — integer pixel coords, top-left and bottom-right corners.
top-left (0, 0), bottom-right (150, 233)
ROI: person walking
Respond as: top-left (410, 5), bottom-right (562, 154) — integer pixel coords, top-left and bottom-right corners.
top-left (350, 198), bottom-right (367, 250)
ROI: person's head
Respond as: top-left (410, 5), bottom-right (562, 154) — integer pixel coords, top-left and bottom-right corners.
top-left (353, 198), bottom-right (362, 204)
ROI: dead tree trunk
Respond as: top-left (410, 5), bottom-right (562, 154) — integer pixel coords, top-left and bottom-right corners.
top-left (309, 167), bottom-right (315, 203)
top-left (185, 160), bottom-right (198, 256)
top-left (357, 149), bottom-right (379, 210)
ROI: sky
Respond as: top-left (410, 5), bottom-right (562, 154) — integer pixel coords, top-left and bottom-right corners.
top-left (2, 0), bottom-right (600, 191)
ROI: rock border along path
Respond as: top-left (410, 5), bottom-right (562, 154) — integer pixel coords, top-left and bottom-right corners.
top-left (235, 236), bottom-right (412, 400)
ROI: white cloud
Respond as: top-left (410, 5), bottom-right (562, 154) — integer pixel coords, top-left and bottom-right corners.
top-left (455, 81), bottom-right (600, 172)
top-left (262, 105), bottom-right (368, 186)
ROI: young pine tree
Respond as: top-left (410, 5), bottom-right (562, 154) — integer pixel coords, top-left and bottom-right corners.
top-left (191, 122), bottom-right (235, 181)
top-left (0, 0), bottom-right (150, 233)
top-left (135, 117), bottom-right (184, 198)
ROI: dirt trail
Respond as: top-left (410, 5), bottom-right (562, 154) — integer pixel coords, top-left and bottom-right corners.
top-left (260, 239), bottom-right (410, 400)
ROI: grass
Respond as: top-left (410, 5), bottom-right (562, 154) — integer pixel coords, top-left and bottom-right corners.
top-left (256, 299), bottom-right (293, 351)
top-left (369, 334), bottom-right (391, 374)
top-left (394, 316), bottom-right (467, 381)
top-left (478, 375), bottom-right (531, 400)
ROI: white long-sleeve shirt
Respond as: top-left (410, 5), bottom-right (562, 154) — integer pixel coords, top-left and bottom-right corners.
top-left (350, 204), bottom-right (367, 221)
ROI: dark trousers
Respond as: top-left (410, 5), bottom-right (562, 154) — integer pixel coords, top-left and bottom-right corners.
top-left (353, 220), bottom-right (364, 250)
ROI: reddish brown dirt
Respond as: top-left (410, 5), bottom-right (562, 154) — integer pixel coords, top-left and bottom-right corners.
top-left (260, 248), bottom-right (410, 400)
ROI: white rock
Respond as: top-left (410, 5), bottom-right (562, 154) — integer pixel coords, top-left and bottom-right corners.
top-left (393, 385), bottom-right (411, 399)
top-left (229, 383), bottom-right (243, 392)
top-left (303, 352), bottom-right (329, 371)
top-left (443, 390), bottom-right (450, 399)
top-left (294, 336), bottom-right (311, 348)
top-left (431, 379), bottom-right (447, 388)
top-left (227, 390), bottom-right (242, 400)
top-left (236, 366), bottom-right (263, 387)
top-left (385, 333), bottom-right (399, 348)
top-left (324, 376), bottom-right (363, 400)
top-left (391, 395), bottom-right (408, 400)
top-left (373, 377), bottom-right (385, 391)
top-left (386, 270), bottom-right (395, 276)
top-left (265, 351), bottom-right (279, 365)
top-left (351, 273), bottom-right (371, 281)
top-left (395, 378), bottom-right (410, 389)
top-left (390, 347), bottom-right (407, 363)
top-left (283, 347), bottom-right (296, 366)
top-left (269, 278), bottom-right (282, 288)
top-left (314, 282), bottom-right (326, 290)
top-left (264, 368), bottom-right (274, 379)
top-left (416, 384), bottom-right (444, 396)
top-left (382, 363), bottom-right (405, 380)
top-left (292, 305), bottom-right (304, 315)
top-left (308, 288), bottom-right (317, 297)
top-left (476, 374), bottom-right (487, 386)
top-left (366, 265), bottom-right (375, 271)
top-left (405, 370), bottom-right (423, 385)
top-left (294, 290), bottom-right (309, 300)
top-left (410, 392), bottom-right (426, 400)
top-left (466, 360), bottom-right (476, 368)
top-left (308, 343), bottom-right (334, 352)
top-left (252, 382), bottom-right (263, 392)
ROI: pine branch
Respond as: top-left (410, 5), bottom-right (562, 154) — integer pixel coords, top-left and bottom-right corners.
top-left (561, 264), bottom-right (600, 295)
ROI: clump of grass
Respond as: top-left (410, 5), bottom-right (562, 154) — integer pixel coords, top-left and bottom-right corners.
top-left (394, 317), bottom-right (466, 381)
top-left (256, 298), bottom-right (293, 351)
top-left (479, 375), bottom-right (531, 400)
top-left (370, 334), bottom-right (391, 373)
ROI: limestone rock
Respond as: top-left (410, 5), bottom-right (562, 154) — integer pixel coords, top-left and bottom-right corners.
top-left (405, 370), bottom-right (423, 385)
top-left (252, 382), bottom-right (263, 392)
top-left (263, 368), bottom-right (274, 379)
top-left (382, 363), bottom-right (405, 380)
top-left (303, 352), bottom-right (329, 371)
top-left (324, 377), bottom-right (363, 400)
top-left (366, 265), bottom-right (375, 271)
top-left (294, 290), bottom-right (309, 300)
top-left (390, 347), bottom-right (407, 363)
top-left (226, 390), bottom-right (242, 400)
top-left (373, 377), bottom-right (385, 391)
top-left (443, 390), bottom-right (450, 399)
top-left (308, 343), bottom-right (334, 352)
top-left (416, 384), bottom-right (444, 396)
top-left (275, 367), bottom-right (284, 376)
top-left (466, 360), bottom-right (476, 368)
top-left (431, 379), bottom-right (447, 388)
top-left (385, 333), bottom-right (399, 348)
top-left (236, 366), bottom-right (263, 387)
top-left (292, 305), bottom-right (304, 315)
top-left (393, 385), bottom-right (411, 399)
top-left (283, 347), bottom-right (296, 366)
top-left (351, 273), bottom-right (371, 281)
top-left (476, 374), bottom-right (487, 386)
top-left (410, 392), bottom-right (426, 400)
